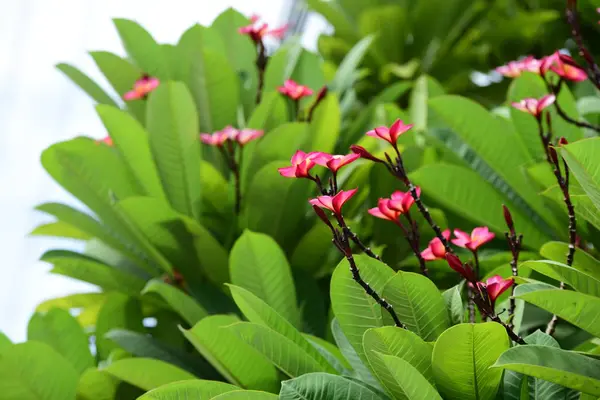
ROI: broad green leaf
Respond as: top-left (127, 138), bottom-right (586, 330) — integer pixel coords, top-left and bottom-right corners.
top-left (493, 345), bottom-right (600, 396)
top-left (27, 308), bottom-right (93, 375)
top-left (432, 322), bottom-right (510, 400)
top-left (76, 368), bottom-right (118, 400)
top-left (175, 24), bottom-right (226, 81)
top-left (227, 285), bottom-right (333, 372)
top-left (429, 95), bottom-right (561, 235)
top-left (211, 391), bottom-right (278, 399)
top-left (410, 75), bottom-right (445, 135)
top-left (330, 35), bottom-right (374, 93)
top-left (509, 73), bottom-right (582, 160)
top-left (36, 292), bottom-right (107, 328)
top-left (306, 0), bottom-right (358, 43)
top-left (303, 333), bottom-right (351, 373)
top-left (243, 161), bottom-right (311, 249)
top-left (0, 332), bottom-right (12, 353)
top-left (104, 358), bottom-right (195, 391)
top-left (138, 380), bottom-right (239, 399)
top-left (230, 231), bottom-right (300, 327)
top-left (410, 163), bottom-right (549, 248)
top-left (521, 260), bottom-right (600, 297)
top-left (182, 315), bottom-right (279, 391)
top-left (211, 9), bottom-right (257, 117)
top-left (96, 105), bottom-right (166, 200)
top-left (113, 19), bottom-right (170, 79)
top-left (561, 138), bottom-right (600, 211)
top-left (263, 40), bottom-right (303, 94)
top-left (142, 279), bottom-right (207, 326)
top-left (540, 241), bottom-right (600, 281)
top-left (359, 6), bottom-right (405, 63)
top-left (518, 289), bottom-right (600, 337)
top-left (56, 63), bottom-right (117, 106)
top-left (290, 222), bottom-right (332, 275)
top-left (442, 284), bottom-right (464, 325)
top-left (104, 329), bottom-right (217, 379)
top-left (95, 293), bottom-right (144, 360)
top-left (376, 353), bottom-right (442, 400)
top-left (229, 322), bottom-right (329, 377)
top-left (280, 372), bottom-right (387, 400)
top-left (90, 51), bottom-right (145, 122)
top-left (247, 91), bottom-right (288, 132)
top-left (0, 341), bottom-right (78, 400)
top-left (381, 271), bottom-right (449, 341)
top-left (331, 318), bottom-right (381, 390)
top-left (41, 250), bottom-right (146, 296)
top-left (30, 220), bottom-right (91, 240)
top-left (146, 81), bottom-right (202, 220)
top-left (307, 94), bottom-right (340, 154)
top-left (330, 255), bottom-right (395, 364)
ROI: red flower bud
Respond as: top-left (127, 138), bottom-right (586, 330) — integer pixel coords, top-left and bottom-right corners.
top-left (350, 145), bottom-right (384, 163)
top-left (446, 253), bottom-right (476, 282)
top-left (502, 205), bottom-right (514, 233)
top-left (558, 137), bottom-right (569, 146)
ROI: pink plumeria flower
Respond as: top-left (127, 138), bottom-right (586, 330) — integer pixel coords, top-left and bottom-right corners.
top-left (388, 188), bottom-right (419, 213)
top-left (478, 275), bottom-right (514, 308)
top-left (452, 227), bottom-right (496, 251)
top-left (368, 188), bottom-right (419, 223)
top-left (421, 229), bottom-right (451, 261)
top-left (446, 253), bottom-right (477, 283)
top-left (238, 20), bottom-right (288, 43)
top-left (95, 136), bottom-right (113, 146)
top-left (312, 152), bottom-right (360, 173)
top-left (350, 145), bottom-right (385, 163)
top-left (542, 51), bottom-right (587, 82)
top-left (278, 150), bottom-right (323, 179)
top-left (235, 129), bottom-right (263, 146)
top-left (123, 75), bottom-right (159, 101)
top-left (278, 79), bottom-right (313, 101)
top-left (200, 126), bottom-right (238, 147)
top-left (511, 94), bottom-right (556, 118)
top-left (495, 56), bottom-right (543, 78)
top-left (310, 189), bottom-right (358, 218)
top-left (368, 198), bottom-right (402, 223)
top-left (365, 119), bottom-right (413, 147)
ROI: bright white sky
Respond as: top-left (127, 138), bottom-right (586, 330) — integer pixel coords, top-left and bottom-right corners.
top-left (0, 0), bottom-right (327, 341)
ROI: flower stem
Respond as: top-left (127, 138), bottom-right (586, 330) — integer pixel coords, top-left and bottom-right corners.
top-left (403, 212), bottom-right (428, 276)
top-left (505, 231), bottom-right (522, 329)
top-left (565, 0), bottom-right (600, 90)
top-left (548, 80), bottom-right (600, 132)
top-left (255, 41), bottom-right (267, 104)
top-left (343, 225), bottom-right (382, 261)
top-left (490, 315), bottom-right (526, 345)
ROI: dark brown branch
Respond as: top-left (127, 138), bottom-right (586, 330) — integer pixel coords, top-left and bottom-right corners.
top-left (403, 212), bottom-right (428, 277)
top-left (343, 225), bottom-right (382, 261)
top-left (565, 0), bottom-right (600, 90)
top-left (549, 81), bottom-right (600, 133)
top-left (490, 315), bottom-right (526, 345)
top-left (255, 41), bottom-right (267, 104)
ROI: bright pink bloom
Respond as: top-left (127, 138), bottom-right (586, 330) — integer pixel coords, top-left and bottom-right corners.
top-left (495, 56), bottom-right (543, 78)
top-left (239, 20), bottom-right (287, 43)
top-left (511, 94), bottom-right (556, 118)
top-left (421, 229), bottom-right (451, 261)
top-left (278, 150), bottom-right (321, 178)
top-left (278, 79), bottom-right (313, 100)
top-left (123, 75), bottom-right (159, 101)
top-left (542, 52), bottom-right (587, 82)
top-left (350, 145), bottom-right (384, 163)
top-left (484, 275), bottom-right (514, 305)
top-left (309, 189), bottom-right (358, 217)
top-left (365, 119), bottom-right (413, 147)
top-left (200, 126), bottom-right (238, 147)
top-left (446, 253), bottom-right (476, 282)
top-left (235, 129), bottom-right (263, 146)
top-left (249, 14), bottom-right (260, 23)
top-left (388, 188), bottom-right (419, 213)
top-left (96, 136), bottom-right (113, 146)
top-left (452, 227), bottom-right (496, 251)
top-left (368, 199), bottom-right (402, 222)
top-left (368, 189), bottom-right (419, 223)
top-left (312, 152), bottom-right (360, 173)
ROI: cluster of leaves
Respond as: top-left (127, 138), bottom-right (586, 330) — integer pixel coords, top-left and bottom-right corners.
top-left (0, 2), bottom-right (600, 400)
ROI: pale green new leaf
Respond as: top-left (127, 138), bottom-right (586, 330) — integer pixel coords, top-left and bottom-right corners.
top-left (30, 220), bottom-right (91, 240)
top-left (561, 138), bottom-right (600, 212)
top-left (56, 63), bottom-right (117, 106)
top-left (521, 260), bottom-right (600, 297)
top-left (442, 284), bottom-right (464, 325)
top-left (540, 241), bottom-right (600, 281)
top-left (76, 368), bottom-right (118, 400)
top-left (138, 380), bottom-right (239, 400)
top-left (104, 358), bottom-right (195, 391)
top-left (330, 35), bottom-right (374, 93)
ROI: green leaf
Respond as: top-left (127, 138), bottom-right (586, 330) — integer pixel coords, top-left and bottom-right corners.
top-left (182, 315), bottom-right (279, 391)
top-left (95, 293), bottom-right (144, 360)
top-left (432, 322), bottom-right (510, 400)
top-left (56, 63), bottom-right (117, 106)
top-left (263, 40), bottom-right (303, 94)
top-left (330, 255), bottom-right (395, 365)
top-left (138, 380), bottom-right (239, 399)
top-left (230, 231), bottom-right (300, 328)
top-left (105, 329), bottom-right (217, 379)
top-left (76, 368), bottom-right (118, 400)
top-left (290, 222), bottom-right (332, 275)
top-left (142, 279), bottom-right (207, 326)
top-left (410, 163), bottom-right (550, 248)
top-left (429, 95), bottom-right (561, 235)
top-left (90, 51), bottom-right (146, 122)
top-left (243, 161), bottom-right (311, 249)
top-left (359, 6), bottom-right (405, 63)
top-left (376, 353), bottom-right (442, 400)
top-left (280, 372), bottom-right (387, 400)
top-left (521, 260), bottom-right (600, 297)
top-left (0, 332), bottom-right (12, 354)
top-left (303, 333), bottom-right (351, 373)
top-left (96, 105), bottom-right (166, 200)
top-left (146, 81), bottom-right (202, 219)
top-left (540, 241), bottom-right (600, 281)
top-left (442, 285), bottom-right (464, 325)
top-left (229, 322), bottom-right (329, 377)
top-left (306, 95), bottom-right (341, 154)
top-left (410, 75), bottom-right (445, 135)
top-left (307, 0), bottom-right (358, 43)
top-left (41, 250), bottom-right (146, 296)
top-left (330, 35), bottom-right (374, 93)
top-left (211, 391), bottom-right (278, 399)
top-left (0, 341), bottom-right (79, 400)
top-left (517, 289), bottom-right (600, 337)
top-left (175, 25), bottom-right (226, 81)
top-left (35, 292), bottom-right (107, 328)
top-left (509, 73), bottom-right (583, 160)
top-left (227, 285), bottom-right (334, 372)
top-left (247, 91), bottom-right (288, 132)
top-left (493, 345), bottom-right (600, 396)
top-left (30, 220), bottom-right (91, 240)
top-left (27, 308), bottom-right (94, 375)
top-left (104, 358), bottom-right (195, 391)
top-left (363, 327), bottom-right (435, 398)
top-left (561, 138), bottom-right (600, 211)
top-left (113, 19), bottom-right (170, 79)
top-left (381, 271), bottom-right (449, 341)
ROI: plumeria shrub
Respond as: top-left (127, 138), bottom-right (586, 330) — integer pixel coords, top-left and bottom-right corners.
top-left (1, 1), bottom-right (600, 400)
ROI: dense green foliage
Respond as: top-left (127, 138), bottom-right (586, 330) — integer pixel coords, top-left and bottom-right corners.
top-left (2, 1), bottom-right (600, 399)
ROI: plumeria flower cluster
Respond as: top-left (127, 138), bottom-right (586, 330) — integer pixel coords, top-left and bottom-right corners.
top-left (278, 79), bottom-right (313, 101)
top-left (123, 74), bottom-right (160, 101)
top-left (496, 51), bottom-right (587, 82)
top-left (238, 15), bottom-right (287, 44)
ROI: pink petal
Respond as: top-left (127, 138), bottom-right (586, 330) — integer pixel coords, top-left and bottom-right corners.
top-left (310, 152), bottom-right (333, 166)
top-left (452, 229), bottom-right (470, 248)
top-left (290, 150), bottom-right (308, 165)
top-left (200, 134), bottom-right (215, 145)
top-left (537, 94), bottom-right (556, 112)
top-left (421, 247), bottom-right (436, 261)
top-left (430, 238), bottom-right (446, 258)
top-left (311, 196), bottom-right (334, 212)
top-left (123, 90), bottom-right (141, 100)
top-left (373, 126), bottom-right (391, 142)
top-left (332, 189), bottom-right (358, 214)
top-left (278, 166), bottom-right (297, 178)
top-left (368, 207), bottom-right (392, 221)
top-left (441, 229), bottom-right (451, 240)
top-left (295, 159), bottom-right (315, 177)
